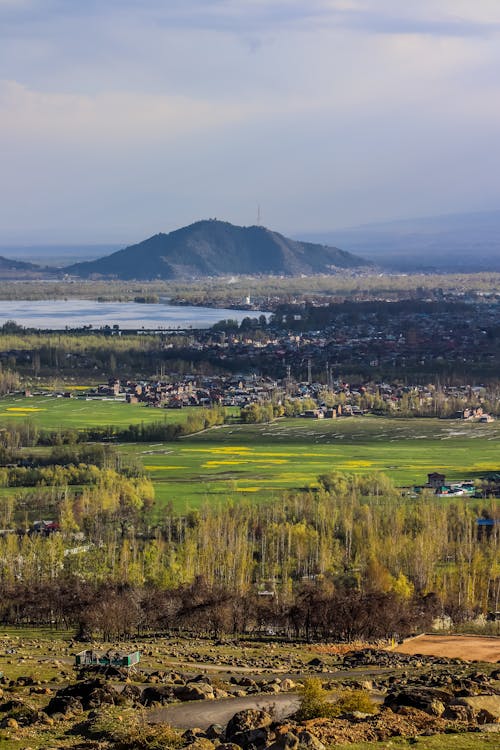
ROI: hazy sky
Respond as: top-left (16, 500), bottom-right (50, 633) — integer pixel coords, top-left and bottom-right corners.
top-left (1, 0), bottom-right (500, 244)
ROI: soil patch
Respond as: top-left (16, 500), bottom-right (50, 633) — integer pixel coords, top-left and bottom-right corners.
top-left (393, 635), bottom-right (500, 662)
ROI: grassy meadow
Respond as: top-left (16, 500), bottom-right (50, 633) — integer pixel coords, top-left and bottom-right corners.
top-left (0, 394), bottom-right (499, 514)
top-left (0, 393), bottom-right (193, 429)
top-left (121, 416), bottom-right (500, 513)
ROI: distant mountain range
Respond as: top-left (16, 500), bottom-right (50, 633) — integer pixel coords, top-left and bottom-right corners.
top-left (299, 210), bottom-right (500, 272)
top-left (65, 220), bottom-right (368, 279)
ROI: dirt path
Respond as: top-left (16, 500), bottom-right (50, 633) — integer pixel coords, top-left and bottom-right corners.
top-left (393, 634), bottom-right (500, 662)
top-left (149, 692), bottom-right (301, 729)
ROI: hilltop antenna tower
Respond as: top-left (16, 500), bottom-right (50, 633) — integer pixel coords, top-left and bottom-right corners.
top-left (256, 204), bottom-right (262, 226)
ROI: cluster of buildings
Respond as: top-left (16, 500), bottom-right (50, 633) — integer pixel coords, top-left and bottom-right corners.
top-left (77, 374), bottom-right (498, 423)
top-left (89, 375), bottom-right (278, 409)
top-left (415, 472), bottom-right (477, 498)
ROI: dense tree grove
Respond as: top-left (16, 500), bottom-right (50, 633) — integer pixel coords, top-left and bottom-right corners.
top-left (0, 474), bottom-right (497, 637)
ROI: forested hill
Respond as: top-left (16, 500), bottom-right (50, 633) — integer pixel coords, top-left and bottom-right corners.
top-left (65, 220), bottom-right (369, 280)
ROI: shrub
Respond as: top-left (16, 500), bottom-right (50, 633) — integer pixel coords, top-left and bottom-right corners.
top-left (86, 706), bottom-right (182, 750)
top-left (333, 689), bottom-right (377, 716)
top-left (295, 678), bottom-right (335, 720)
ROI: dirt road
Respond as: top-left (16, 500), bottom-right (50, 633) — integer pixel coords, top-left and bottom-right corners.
top-left (149, 692), bottom-right (301, 729)
top-left (393, 634), bottom-right (500, 662)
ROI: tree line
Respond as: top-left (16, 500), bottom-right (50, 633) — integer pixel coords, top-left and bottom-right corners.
top-left (0, 577), bottom-right (441, 641)
top-left (0, 474), bottom-right (497, 620)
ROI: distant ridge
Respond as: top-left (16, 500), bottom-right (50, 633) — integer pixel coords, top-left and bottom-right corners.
top-left (299, 210), bottom-right (500, 272)
top-left (66, 220), bottom-right (369, 280)
top-left (0, 256), bottom-right (40, 272)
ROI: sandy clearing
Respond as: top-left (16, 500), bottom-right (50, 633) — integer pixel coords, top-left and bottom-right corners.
top-left (393, 634), bottom-right (500, 662)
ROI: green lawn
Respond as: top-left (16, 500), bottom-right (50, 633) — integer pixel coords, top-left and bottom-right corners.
top-left (0, 393), bottom-right (193, 429)
top-left (118, 417), bottom-right (500, 514)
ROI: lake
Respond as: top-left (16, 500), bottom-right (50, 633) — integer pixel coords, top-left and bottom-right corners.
top-left (0, 299), bottom-right (265, 330)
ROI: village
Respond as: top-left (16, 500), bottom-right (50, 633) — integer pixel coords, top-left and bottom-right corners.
top-left (84, 374), bottom-right (497, 422)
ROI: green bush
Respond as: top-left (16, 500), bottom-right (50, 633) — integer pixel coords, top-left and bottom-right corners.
top-left (296, 681), bottom-right (377, 721)
top-left (296, 678), bottom-right (336, 720)
top-left (333, 689), bottom-right (377, 715)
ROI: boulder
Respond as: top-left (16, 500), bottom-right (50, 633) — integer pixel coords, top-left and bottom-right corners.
top-left (228, 727), bottom-right (272, 749)
top-left (141, 685), bottom-right (174, 706)
top-left (266, 732), bottom-right (299, 750)
top-left (225, 709), bottom-right (273, 737)
top-left (225, 709), bottom-right (274, 750)
top-left (45, 678), bottom-right (121, 714)
top-left (384, 688), bottom-right (452, 716)
top-left (0, 699), bottom-right (39, 727)
top-left (206, 723), bottom-right (224, 739)
top-left (120, 683), bottom-right (142, 703)
top-left (297, 731), bottom-right (326, 750)
top-left (1, 717), bottom-right (18, 730)
top-left (174, 683), bottom-right (215, 701)
top-left (45, 695), bottom-right (83, 716)
top-left (457, 695), bottom-right (500, 722)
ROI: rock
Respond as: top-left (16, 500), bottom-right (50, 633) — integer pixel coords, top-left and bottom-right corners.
top-left (218, 744), bottom-right (242, 750)
top-left (280, 679), bottom-right (296, 692)
top-left (45, 695), bottom-right (83, 716)
top-left (214, 688), bottom-right (231, 699)
top-left (45, 678), bottom-right (121, 714)
top-left (360, 680), bottom-right (373, 691)
top-left (297, 730), bottom-right (326, 750)
top-left (477, 709), bottom-right (499, 725)
top-left (267, 732), bottom-right (299, 750)
top-left (206, 723), bottom-right (224, 739)
top-left (457, 696), bottom-right (500, 721)
top-left (225, 709), bottom-right (274, 750)
top-left (225, 709), bottom-right (273, 737)
top-left (261, 682), bottom-right (281, 694)
top-left (228, 727), bottom-right (272, 749)
top-left (238, 677), bottom-right (258, 688)
top-left (442, 704), bottom-right (474, 722)
top-left (142, 685), bottom-right (174, 706)
top-left (0, 699), bottom-right (39, 726)
top-left (174, 683), bottom-right (215, 701)
top-left (120, 683), bottom-right (142, 703)
top-left (183, 739), bottom-right (215, 750)
top-left (1, 717), bottom-right (18, 730)
top-left (384, 688), bottom-right (452, 716)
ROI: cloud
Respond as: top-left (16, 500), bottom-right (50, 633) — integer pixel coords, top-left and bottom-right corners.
top-left (1, 0), bottom-right (500, 242)
top-left (2, 1), bottom-right (500, 39)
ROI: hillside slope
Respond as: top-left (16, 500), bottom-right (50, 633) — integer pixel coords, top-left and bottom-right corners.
top-left (66, 220), bottom-right (368, 279)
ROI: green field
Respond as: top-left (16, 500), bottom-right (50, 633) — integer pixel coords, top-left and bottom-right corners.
top-left (1, 395), bottom-right (499, 515)
top-left (0, 394), bottom-right (193, 429)
top-left (119, 417), bottom-right (500, 513)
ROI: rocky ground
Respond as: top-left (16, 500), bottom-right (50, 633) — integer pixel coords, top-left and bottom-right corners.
top-left (0, 636), bottom-right (498, 749)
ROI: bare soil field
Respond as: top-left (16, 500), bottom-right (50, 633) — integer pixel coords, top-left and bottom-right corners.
top-left (393, 634), bottom-right (500, 662)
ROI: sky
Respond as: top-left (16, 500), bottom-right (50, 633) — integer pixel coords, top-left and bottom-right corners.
top-left (1, 0), bottom-right (500, 244)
